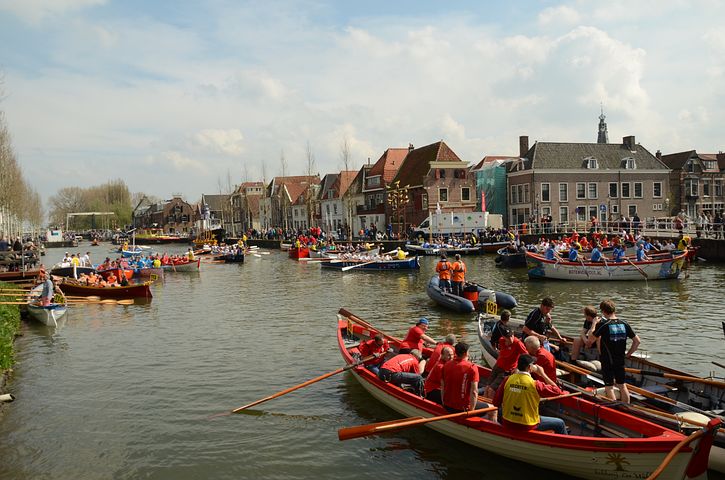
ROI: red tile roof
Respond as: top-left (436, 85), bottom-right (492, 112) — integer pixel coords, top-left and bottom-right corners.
top-left (392, 141), bottom-right (464, 188)
top-left (337, 170), bottom-right (358, 197)
top-left (369, 148), bottom-right (408, 184)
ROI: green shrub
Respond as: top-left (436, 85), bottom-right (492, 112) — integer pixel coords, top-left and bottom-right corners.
top-left (0, 282), bottom-right (22, 371)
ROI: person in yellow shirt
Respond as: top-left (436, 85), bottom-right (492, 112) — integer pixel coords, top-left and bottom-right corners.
top-left (493, 354), bottom-right (567, 434)
top-left (187, 248), bottom-right (195, 260)
top-left (396, 247), bottom-right (407, 260)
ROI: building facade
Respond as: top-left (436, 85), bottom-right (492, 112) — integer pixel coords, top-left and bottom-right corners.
top-left (660, 150), bottom-right (725, 218)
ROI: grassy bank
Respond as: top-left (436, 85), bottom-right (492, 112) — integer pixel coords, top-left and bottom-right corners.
top-left (0, 281), bottom-right (22, 371)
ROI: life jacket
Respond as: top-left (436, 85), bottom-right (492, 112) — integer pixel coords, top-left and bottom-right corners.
top-left (501, 372), bottom-right (540, 426)
top-left (451, 261), bottom-right (466, 282)
top-left (436, 260), bottom-right (451, 280)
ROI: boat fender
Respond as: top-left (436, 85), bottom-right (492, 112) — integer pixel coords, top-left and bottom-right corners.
top-left (576, 359), bottom-right (599, 372)
top-left (494, 292), bottom-right (518, 310)
top-left (677, 411), bottom-right (712, 429)
top-left (0, 393), bottom-right (15, 402)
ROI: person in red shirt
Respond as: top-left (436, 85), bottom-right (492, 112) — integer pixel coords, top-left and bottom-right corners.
top-left (483, 327), bottom-right (527, 399)
top-left (398, 318), bottom-right (436, 354)
top-left (358, 334), bottom-right (390, 375)
top-left (424, 346), bottom-right (453, 405)
top-left (423, 334), bottom-right (456, 375)
top-left (524, 336), bottom-right (557, 383)
top-left (441, 342), bottom-right (490, 414)
top-left (378, 350), bottom-right (424, 396)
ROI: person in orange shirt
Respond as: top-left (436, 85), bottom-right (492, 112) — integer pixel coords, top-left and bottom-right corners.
top-left (435, 254), bottom-right (452, 292)
top-left (451, 254), bottom-right (466, 297)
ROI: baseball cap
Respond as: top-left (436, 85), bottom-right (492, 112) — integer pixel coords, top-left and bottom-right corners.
top-left (417, 318), bottom-right (430, 326)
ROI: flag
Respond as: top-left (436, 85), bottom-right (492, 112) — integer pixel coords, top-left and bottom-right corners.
top-left (481, 191), bottom-right (487, 212)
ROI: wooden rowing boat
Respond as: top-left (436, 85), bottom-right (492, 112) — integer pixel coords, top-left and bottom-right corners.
top-left (60, 278), bottom-right (152, 299)
top-left (526, 251), bottom-right (687, 280)
top-left (161, 259), bottom-right (200, 272)
top-left (476, 314), bottom-right (725, 473)
top-left (337, 309), bottom-right (717, 480)
top-left (321, 256), bottom-right (420, 271)
top-left (96, 266), bottom-right (134, 281)
top-left (288, 246), bottom-right (309, 259)
top-left (26, 285), bottom-right (67, 327)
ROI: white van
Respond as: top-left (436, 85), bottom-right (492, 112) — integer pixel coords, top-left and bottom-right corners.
top-left (413, 212), bottom-right (503, 237)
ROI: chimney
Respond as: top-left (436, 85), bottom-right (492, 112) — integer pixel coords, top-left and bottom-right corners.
top-left (656, 150), bottom-right (662, 159)
top-left (717, 151), bottom-right (725, 162)
top-left (623, 135), bottom-right (636, 151)
top-left (519, 135), bottom-right (529, 157)
top-left (408, 143), bottom-right (414, 152)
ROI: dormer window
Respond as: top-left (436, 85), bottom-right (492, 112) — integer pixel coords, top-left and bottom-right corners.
top-left (584, 157), bottom-right (598, 169)
top-left (704, 160), bottom-right (717, 170)
top-left (622, 157), bottom-right (636, 169)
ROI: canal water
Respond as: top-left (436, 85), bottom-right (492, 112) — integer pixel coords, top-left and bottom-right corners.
top-left (1, 245), bottom-right (723, 479)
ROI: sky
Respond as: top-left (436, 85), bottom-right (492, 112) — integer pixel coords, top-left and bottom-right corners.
top-left (1, 0), bottom-right (724, 205)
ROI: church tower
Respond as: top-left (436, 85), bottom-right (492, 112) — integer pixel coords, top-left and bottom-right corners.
top-left (597, 105), bottom-right (609, 144)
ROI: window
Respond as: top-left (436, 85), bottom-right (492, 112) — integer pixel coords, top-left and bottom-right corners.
top-left (523, 184), bottom-right (530, 203)
top-left (541, 183), bottom-right (550, 202)
top-left (542, 206), bottom-right (551, 216)
top-left (576, 206), bottom-right (586, 222)
top-left (621, 183), bottom-right (631, 198)
top-left (460, 187), bottom-right (470, 201)
top-left (703, 180), bottom-right (710, 197)
top-left (588, 183), bottom-right (598, 199)
top-left (623, 157), bottom-right (636, 169)
top-left (368, 177), bottom-right (380, 187)
top-left (685, 179), bottom-right (698, 196)
top-left (716, 180), bottom-right (722, 197)
top-left (439, 169), bottom-right (446, 179)
top-left (653, 203), bottom-right (663, 211)
top-left (559, 206), bottom-right (568, 224)
top-left (609, 182), bottom-right (618, 198)
top-left (628, 205), bottom-right (637, 217)
top-left (559, 183), bottom-right (568, 202)
top-left (634, 182), bottom-right (643, 198)
top-left (589, 206), bottom-right (598, 222)
top-left (422, 193), bottom-right (428, 210)
top-left (510, 185), bottom-right (518, 204)
top-left (653, 182), bottom-right (662, 198)
top-left (584, 157), bottom-right (598, 169)
top-left (610, 204), bottom-right (619, 214)
top-left (333, 204), bottom-right (338, 215)
top-left (705, 160), bottom-right (717, 170)
top-left (439, 188), bottom-right (448, 202)
top-left (326, 204), bottom-right (330, 214)
top-left (687, 161), bottom-right (695, 173)
top-left (576, 183), bottom-right (586, 199)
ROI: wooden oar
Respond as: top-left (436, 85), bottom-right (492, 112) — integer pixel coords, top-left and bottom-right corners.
top-left (338, 308), bottom-right (402, 344)
top-left (211, 353), bottom-right (380, 419)
top-left (337, 392), bottom-right (581, 441)
top-left (624, 367), bottom-right (725, 388)
top-left (556, 360), bottom-right (721, 419)
top-left (713, 361), bottom-right (725, 370)
top-left (626, 258), bottom-right (648, 279)
top-left (341, 260), bottom-right (377, 272)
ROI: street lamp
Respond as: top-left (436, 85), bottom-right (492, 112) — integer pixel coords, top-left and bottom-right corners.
top-left (386, 181), bottom-right (410, 239)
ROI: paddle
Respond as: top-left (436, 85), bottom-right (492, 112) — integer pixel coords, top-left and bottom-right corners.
top-left (713, 361), bottom-right (725, 370)
top-left (337, 392), bottom-right (581, 441)
top-left (624, 367), bottom-right (725, 388)
top-left (211, 353), bottom-right (381, 419)
top-left (338, 308), bottom-right (402, 344)
top-left (626, 258), bottom-right (648, 279)
top-left (578, 258), bottom-right (590, 278)
top-left (341, 260), bottom-right (377, 272)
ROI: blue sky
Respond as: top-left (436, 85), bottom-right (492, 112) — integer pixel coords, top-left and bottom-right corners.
top-left (1, 0), bottom-right (724, 204)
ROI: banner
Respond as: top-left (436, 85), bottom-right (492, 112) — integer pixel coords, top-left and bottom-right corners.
top-left (481, 191), bottom-right (487, 212)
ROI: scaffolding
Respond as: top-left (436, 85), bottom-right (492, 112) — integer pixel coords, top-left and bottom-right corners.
top-left (66, 212), bottom-right (115, 231)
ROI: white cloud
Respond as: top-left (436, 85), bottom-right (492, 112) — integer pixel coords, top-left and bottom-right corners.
top-left (191, 129), bottom-right (245, 156)
top-left (0, 0), bottom-right (105, 24)
top-left (538, 5), bottom-right (580, 26)
top-left (146, 151), bottom-right (205, 171)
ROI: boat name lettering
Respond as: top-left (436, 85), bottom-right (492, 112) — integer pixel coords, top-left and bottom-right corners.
top-left (593, 470), bottom-right (649, 479)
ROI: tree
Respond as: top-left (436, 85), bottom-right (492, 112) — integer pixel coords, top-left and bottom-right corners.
top-left (339, 136), bottom-right (353, 238)
top-left (305, 140), bottom-right (317, 229)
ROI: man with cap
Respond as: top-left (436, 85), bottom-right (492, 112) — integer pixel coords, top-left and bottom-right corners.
top-left (398, 318), bottom-right (436, 355)
top-left (435, 254), bottom-right (452, 292)
top-left (523, 297), bottom-right (563, 353)
top-left (493, 354), bottom-right (567, 434)
top-left (378, 349), bottom-right (425, 396)
top-left (450, 253), bottom-right (466, 297)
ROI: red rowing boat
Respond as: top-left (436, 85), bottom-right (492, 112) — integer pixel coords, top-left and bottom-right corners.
top-left (288, 246), bottom-right (309, 259)
top-left (336, 309), bottom-right (719, 480)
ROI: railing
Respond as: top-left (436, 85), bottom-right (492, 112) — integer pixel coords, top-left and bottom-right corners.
top-left (506, 217), bottom-right (715, 238)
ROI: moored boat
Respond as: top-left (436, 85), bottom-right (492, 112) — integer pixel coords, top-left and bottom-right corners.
top-left (220, 252), bottom-right (245, 263)
top-left (495, 246), bottom-right (527, 268)
top-left (425, 276), bottom-right (518, 313)
top-left (60, 278), bottom-right (153, 299)
top-left (134, 266), bottom-right (164, 279)
top-left (320, 256), bottom-right (419, 271)
top-left (406, 243), bottom-right (482, 256)
top-left (479, 240), bottom-right (510, 253)
top-left (526, 251), bottom-right (687, 280)
top-left (162, 258), bottom-right (201, 272)
top-left (97, 266), bottom-right (134, 281)
top-left (50, 264), bottom-right (96, 278)
top-left (336, 309), bottom-right (718, 480)
top-left (288, 246), bottom-right (309, 259)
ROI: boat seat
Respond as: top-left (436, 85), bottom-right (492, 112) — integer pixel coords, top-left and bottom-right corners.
top-left (576, 360), bottom-right (601, 372)
top-left (555, 369), bottom-right (567, 377)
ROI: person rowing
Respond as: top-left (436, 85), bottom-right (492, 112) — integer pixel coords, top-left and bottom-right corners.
top-left (398, 318), bottom-right (436, 355)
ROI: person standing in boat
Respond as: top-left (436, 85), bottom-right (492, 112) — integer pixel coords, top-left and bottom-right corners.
top-left (450, 254), bottom-right (466, 297)
top-left (493, 354), bottom-right (567, 434)
top-left (489, 309), bottom-right (512, 350)
top-left (523, 297), bottom-right (563, 353)
top-left (398, 318), bottom-right (436, 355)
top-left (441, 342), bottom-right (490, 414)
top-left (435, 254), bottom-right (452, 292)
top-left (587, 299), bottom-right (640, 404)
top-left (39, 271), bottom-right (55, 306)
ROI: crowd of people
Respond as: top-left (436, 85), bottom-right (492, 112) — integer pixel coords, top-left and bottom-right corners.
top-left (358, 295), bottom-right (640, 437)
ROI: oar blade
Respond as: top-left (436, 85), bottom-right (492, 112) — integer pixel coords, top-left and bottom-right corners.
top-left (338, 416), bottom-right (425, 441)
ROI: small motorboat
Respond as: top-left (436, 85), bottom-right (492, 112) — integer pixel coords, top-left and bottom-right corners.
top-left (425, 276), bottom-right (517, 313)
